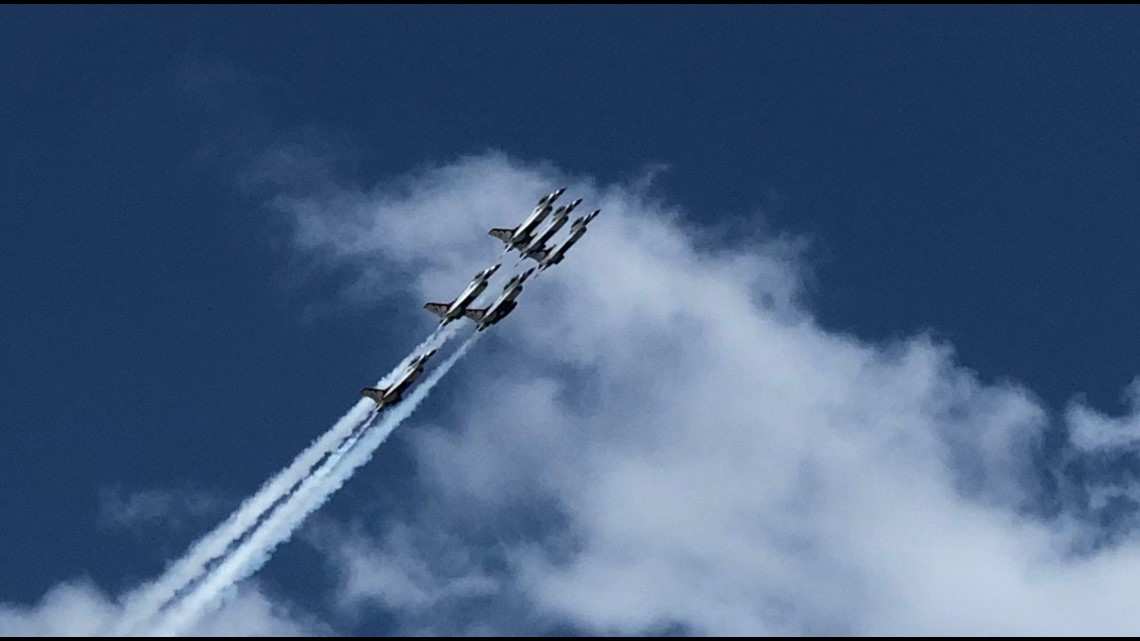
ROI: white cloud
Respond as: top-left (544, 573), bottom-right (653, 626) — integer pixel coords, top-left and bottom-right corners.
top-left (1066, 377), bottom-right (1140, 451)
top-left (97, 486), bottom-right (223, 535)
top-left (324, 523), bottom-right (498, 615)
top-left (186, 586), bottom-right (330, 637)
top-left (0, 582), bottom-right (118, 637)
top-left (0, 580), bottom-right (324, 637)
top-left (269, 152), bottom-right (1140, 636)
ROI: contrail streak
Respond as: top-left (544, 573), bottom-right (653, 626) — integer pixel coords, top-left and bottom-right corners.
top-left (149, 333), bottom-right (479, 637)
top-left (113, 325), bottom-right (457, 635)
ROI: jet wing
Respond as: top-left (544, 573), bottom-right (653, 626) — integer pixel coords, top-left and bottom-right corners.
top-left (538, 246), bottom-right (567, 270)
top-left (526, 247), bottom-right (551, 265)
top-left (463, 307), bottom-right (488, 322)
top-left (423, 302), bottom-right (451, 318)
top-left (488, 228), bottom-right (515, 243)
top-left (361, 386), bottom-right (389, 404)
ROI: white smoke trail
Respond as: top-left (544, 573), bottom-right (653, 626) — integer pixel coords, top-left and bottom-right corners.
top-left (113, 325), bottom-right (457, 635)
top-left (149, 334), bottom-right (480, 637)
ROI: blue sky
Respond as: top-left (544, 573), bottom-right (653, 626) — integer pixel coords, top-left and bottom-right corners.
top-left (3, 6), bottom-right (1140, 635)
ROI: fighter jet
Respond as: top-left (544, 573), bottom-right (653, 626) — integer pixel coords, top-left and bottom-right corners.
top-left (519, 202), bottom-right (573, 263)
top-left (424, 263), bottom-right (501, 325)
top-left (489, 188), bottom-right (578, 253)
top-left (463, 268), bottom-right (535, 331)
top-left (529, 209), bottom-right (601, 270)
top-left (361, 348), bottom-right (438, 409)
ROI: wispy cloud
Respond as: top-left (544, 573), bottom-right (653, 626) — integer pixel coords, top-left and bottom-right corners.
top-left (97, 486), bottom-right (224, 535)
top-left (0, 580), bottom-right (322, 637)
top-left (270, 152), bottom-right (1140, 635)
top-left (1066, 377), bottom-right (1140, 451)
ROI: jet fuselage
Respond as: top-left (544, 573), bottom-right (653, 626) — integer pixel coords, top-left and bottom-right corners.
top-left (538, 210), bottom-right (598, 270)
top-left (443, 278), bottom-right (490, 320)
top-left (379, 365), bottom-right (424, 404)
top-left (478, 268), bottom-right (535, 326)
top-left (489, 190), bottom-right (580, 252)
top-left (361, 348), bottom-right (438, 408)
top-left (521, 207), bottom-right (571, 259)
top-left (512, 205), bottom-right (553, 244)
top-left (425, 263), bottom-right (501, 324)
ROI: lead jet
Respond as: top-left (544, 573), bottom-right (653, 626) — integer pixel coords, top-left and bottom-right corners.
top-left (361, 348), bottom-right (438, 409)
top-left (529, 209), bottom-right (601, 270)
top-left (488, 188), bottom-right (575, 253)
top-left (463, 268), bottom-right (535, 331)
top-left (424, 263), bottom-right (501, 325)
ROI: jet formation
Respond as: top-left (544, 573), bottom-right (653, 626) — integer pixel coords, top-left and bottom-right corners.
top-left (361, 188), bottom-right (601, 407)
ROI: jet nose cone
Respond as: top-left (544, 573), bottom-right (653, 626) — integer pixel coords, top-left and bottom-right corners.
top-left (570, 198), bottom-right (583, 208)
top-left (554, 187), bottom-right (567, 198)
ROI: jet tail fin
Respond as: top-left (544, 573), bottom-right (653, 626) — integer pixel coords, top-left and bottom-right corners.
top-left (463, 307), bottom-right (488, 322)
top-left (488, 228), bottom-right (514, 244)
top-left (423, 302), bottom-right (450, 319)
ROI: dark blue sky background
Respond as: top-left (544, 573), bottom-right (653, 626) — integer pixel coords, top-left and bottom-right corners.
top-left (2, 5), bottom-right (1139, 627)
